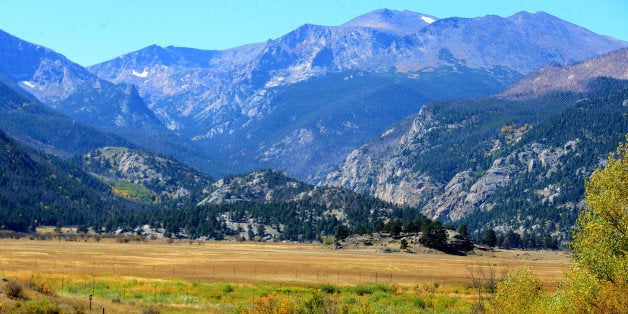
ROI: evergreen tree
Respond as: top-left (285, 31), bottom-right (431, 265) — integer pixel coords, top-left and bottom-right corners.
top-left (400, 239), bottom-right (408, 250)
top-left (482, 228), bottom-right (497, 247)
top-left (334, 224), bottom-right (350, 241)
top-left (455, 224), bottom-right (474, 251)
top-left (420, 221), bottom-right (448, 250)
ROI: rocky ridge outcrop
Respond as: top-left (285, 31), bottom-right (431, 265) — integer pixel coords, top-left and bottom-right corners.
top-left (81, 147), bottom-right (212, 201)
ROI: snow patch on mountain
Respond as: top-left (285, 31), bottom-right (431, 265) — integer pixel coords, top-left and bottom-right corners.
top-left (421, 16), bottom-right (436, 24)
top-left (132, 70), bottom-right (148, 78)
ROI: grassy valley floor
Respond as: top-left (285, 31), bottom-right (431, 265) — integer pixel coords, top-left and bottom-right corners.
top-left (0, 238), bottom-right (572, 313)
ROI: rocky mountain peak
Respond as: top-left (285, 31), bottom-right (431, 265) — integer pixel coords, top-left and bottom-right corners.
top-left (341, 9), bottom-right (437, 35)
top-left (55, 9), bottom-right (628, 184)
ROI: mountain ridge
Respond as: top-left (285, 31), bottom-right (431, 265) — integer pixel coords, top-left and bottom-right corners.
top-left (0, 30), bottom-right (224, 176)
top-left (88, 9), bottom-right (627, 182)
top-left (499, 48), bottom-right (628, 98)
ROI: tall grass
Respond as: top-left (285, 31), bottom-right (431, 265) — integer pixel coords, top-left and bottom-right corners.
top-left (1, 274), bottom-right (473, 313)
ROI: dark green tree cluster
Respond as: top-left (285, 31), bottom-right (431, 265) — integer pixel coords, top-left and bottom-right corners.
top-left (419, 221), bottom-right (448, 250)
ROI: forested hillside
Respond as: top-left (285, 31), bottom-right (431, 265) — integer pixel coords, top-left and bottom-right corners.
top-left (326, 77), bottom-right (628, 247)
top-left (0, 130), bottom-right (143, 232)
top-left (459, 80), bottom-right (628, 244)
top-left (78, 147), bottom-right (212, 204)
top-left (118, 169), bottom-right (420, 242)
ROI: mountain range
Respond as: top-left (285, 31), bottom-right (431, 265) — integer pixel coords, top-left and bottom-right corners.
top-left (87, 9), bottom-right (626, 181)
top-left (0, 9), bottom-right (627, 245)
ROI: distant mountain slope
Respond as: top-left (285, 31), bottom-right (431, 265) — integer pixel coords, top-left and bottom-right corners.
top-left (0, 75), bottom-right (133, 157)
top-left (89, 10), bottom-right (626, 181)
top-left (182, 169), bottom-right (413, 241)
top-left (500, 48), bottom-right (628, 98)
top-left (0, 30), bottom-right (160, 129)
top-left (0, 30), bottom-right (223, 176)
top-left (207, 70), bottom-right (509, 181)
top-left (199, 168), bottom-right (411, 224)
top-left (79, 147), bottom-right (212, 204)
top-left (0, 130), bottom-right (142, 232)
top-left (324, 52), bottom-right (628, 244)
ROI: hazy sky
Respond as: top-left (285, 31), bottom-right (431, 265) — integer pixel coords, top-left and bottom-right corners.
top-left (0, 0), bottom-right (626, 66)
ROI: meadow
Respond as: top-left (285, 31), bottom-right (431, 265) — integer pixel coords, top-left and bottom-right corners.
top-left (0, 238), bottom-right (572, 313)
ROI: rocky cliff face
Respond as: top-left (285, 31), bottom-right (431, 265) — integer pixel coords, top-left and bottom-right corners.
top-left (324, 110), bottom-right (440, 205)
top-left (421, 140), bottom-right (580, 221)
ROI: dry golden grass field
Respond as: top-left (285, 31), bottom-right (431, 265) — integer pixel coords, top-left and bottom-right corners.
top-left (0, 238), bottom-right (572, 313)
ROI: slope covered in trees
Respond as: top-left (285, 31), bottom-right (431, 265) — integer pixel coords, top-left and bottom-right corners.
top-left (121, 169), bottom-right (425, 242)
top-left (489, 138), bottom-right (628, 312)
top-left (0, 130), bottom-right (144, 232)
top-left (327, 77), bottom-right (628, 248)
top-left (459, 79), bottom-right (628, 246)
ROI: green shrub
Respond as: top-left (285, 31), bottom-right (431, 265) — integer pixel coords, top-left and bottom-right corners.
top-left (412, 296), bottom-right (426, 309)
top-left (220, 284), bottom-right (234, 294)
top-left (353, 285), bottom-right (374, 296)
top-left (21, 298), bottom-right (60, 314)
top-left (319, 283), bottom-right (340, 294)
top-left (352, 283), bottom-right (391, 296)
top-left (369, 290), bottom-right (392, 303)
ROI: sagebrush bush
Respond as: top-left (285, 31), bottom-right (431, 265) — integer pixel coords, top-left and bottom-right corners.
top-left (4, 279), bottom-right (25, 299)
top-left (20, 276), bottom-right (55, 296)
top-left (142, 306), bottom-right (160, 314)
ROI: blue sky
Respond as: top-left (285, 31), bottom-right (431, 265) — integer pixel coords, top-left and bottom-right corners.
top-left (0, 0), bottom-right (626, 66)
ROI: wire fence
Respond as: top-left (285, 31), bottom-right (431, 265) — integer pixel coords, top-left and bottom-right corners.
top-left (0, 257), bottom-right (561, 290)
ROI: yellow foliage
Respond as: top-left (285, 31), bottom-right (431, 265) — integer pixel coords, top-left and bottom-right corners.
top-left (253, 295), bottom-right (280, 314)
top-left (553, 265), bottom-right (600, 313)
top-left (112, 186), bottom-right (130, 198)
top-left (489, 267), bottom-right (547, 313)
top-left (594, 281), bottom-right (628, 313)
top-left (572, 136), bottom-right (628, 283)
top-left (551, 136), bottom-right (628, 313)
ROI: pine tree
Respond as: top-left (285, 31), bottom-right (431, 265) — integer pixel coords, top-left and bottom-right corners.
top-left (482, 228), bottom-right (497, 247)
top-left (420, 221), bottom-right (448, 250)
